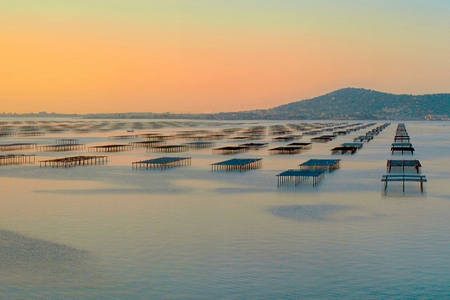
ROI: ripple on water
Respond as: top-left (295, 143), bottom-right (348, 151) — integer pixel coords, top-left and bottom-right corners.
top-left (0, 230), bottom-right (90, 274)
top-left (269, 204), bottom-right (350, 221)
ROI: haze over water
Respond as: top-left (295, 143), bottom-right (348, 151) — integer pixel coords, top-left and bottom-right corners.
top-left (0, 119), bottom-right (449, 299)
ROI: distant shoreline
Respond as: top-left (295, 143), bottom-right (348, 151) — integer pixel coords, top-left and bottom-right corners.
top-left (2, 88), bottom-right (449, 121)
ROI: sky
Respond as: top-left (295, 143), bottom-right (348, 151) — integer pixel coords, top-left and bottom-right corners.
top-left (1, 0), bottom-right (449, 114)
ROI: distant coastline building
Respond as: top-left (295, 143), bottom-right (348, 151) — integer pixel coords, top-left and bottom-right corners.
top-left (425, 114), bottom-right (450, 121)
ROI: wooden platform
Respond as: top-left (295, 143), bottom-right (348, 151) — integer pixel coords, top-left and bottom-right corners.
top-left (311, 135), bottom-right (336, 143)
top-left (213, 146), bottom-right (249, 155)
top-left (381, 174), bottom-right (427, 192)
top-left (56, 138), bottom-right (79, 145)
top-left (394, 135), bottom-right (410, 143)
top-left (131, 140), bottom-right (164, 148)
top-left (211, 158), bottom-right (262, 171)
top-left (132, 157), bottom-right (191, 169)
top-left (238, 143), bottom-right (268, 150)
top-left (392, 142), bottom-right (413, 148)
top-left (387, 160), bottom-right (421, 173)
top-left (354, 135), bottom-right (373, 143)
top-left (277, 169), bottom-right (326, 186)
top-left (185, 141), bottom-right (215, 149)
top-left (40, 156), bottom-right (108, 168)
top-left (149, 144), bottom-right (188, 153)
top-left (0, 154), bottom-right (35, 166)
top-left (331, 146), bottom-right (358, 155)
top-left (391, 146), bottom-right (415, 155)
top-left (341, 142), bottom-right (363, 149)
top-left (109, 134), bottom-right (138, 140)
top-left (299, 159), bottom-right (340, 171)
top-left (287, 142), bottom-right (312, 149)
top-left (90, 144), bottom-right (131, 152)
top-left (272, 135), bottom-right (299, 142)
top-left (0, 143), bottom-right (36, 151)
top-left (269, 146), bottom-right (305, 154)
top-left (38, 143), bottom-right (85, 152)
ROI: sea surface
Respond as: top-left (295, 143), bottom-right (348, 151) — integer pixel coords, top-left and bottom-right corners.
top-left (0, 119), bottom-right (449, 299)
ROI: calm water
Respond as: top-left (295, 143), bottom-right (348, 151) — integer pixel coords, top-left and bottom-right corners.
top-left (0, 119), bottom-right (449, 299)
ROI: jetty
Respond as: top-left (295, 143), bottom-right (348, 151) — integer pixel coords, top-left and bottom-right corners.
top-left (277, 169), bottom-right (325, 186)
top-left (211, 158), bottom-right (262, 171)
top-left (132, 157), bottom-right (191, 169)
top-left (39, 155), bottom-right (108, 168)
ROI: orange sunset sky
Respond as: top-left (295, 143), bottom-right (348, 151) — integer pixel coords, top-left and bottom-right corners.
top-left (1, 0), bottom-right (449, 113)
